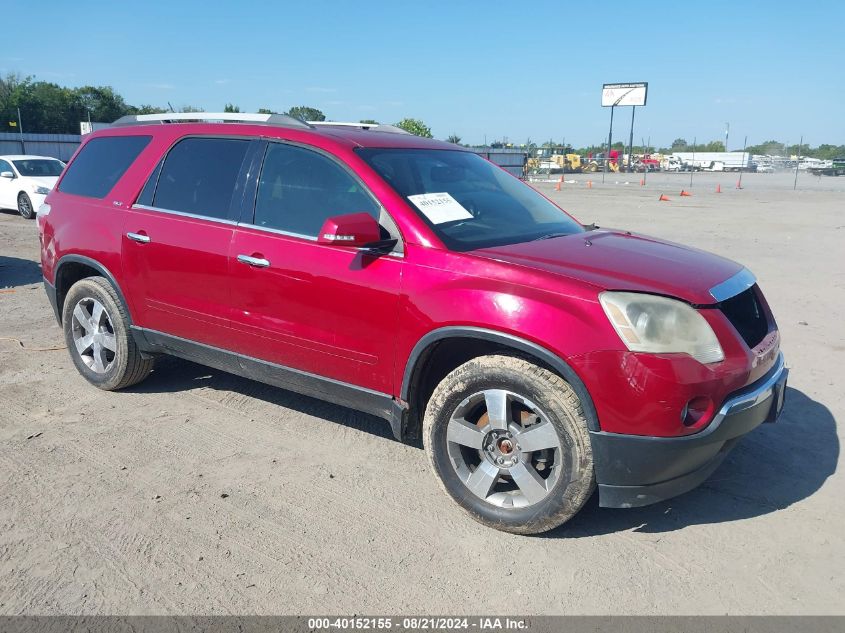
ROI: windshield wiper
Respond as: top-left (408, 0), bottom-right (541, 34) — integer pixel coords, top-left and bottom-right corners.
top-left (531, 232), bottom-right (571, 241)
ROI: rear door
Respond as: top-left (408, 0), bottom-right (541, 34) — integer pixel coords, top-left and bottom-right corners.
top-left (122, 136), bottom-right (256, 349)
top-left (227, 140), bottom-right (403, 394)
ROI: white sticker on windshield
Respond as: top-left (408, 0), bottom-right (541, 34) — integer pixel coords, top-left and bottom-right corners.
top-left (407, 192), bottom-right (473, 224)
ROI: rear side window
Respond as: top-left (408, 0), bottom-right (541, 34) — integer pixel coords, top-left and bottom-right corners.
top-left (153, 137), bottom-right (249, 219)
top-left (59, 135), bottom-right (151, 198)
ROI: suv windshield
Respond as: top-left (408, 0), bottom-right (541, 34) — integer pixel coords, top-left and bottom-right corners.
top-left (358, 148), bottom-right (583, 251)
top-left (13, 159), bottom-right (64, 177)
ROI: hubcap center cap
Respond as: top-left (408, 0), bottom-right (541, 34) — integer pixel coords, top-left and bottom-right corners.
top-left (482, 429), bottom-right (519, 467)
top-left (498, 439), bottom-right (514, 454)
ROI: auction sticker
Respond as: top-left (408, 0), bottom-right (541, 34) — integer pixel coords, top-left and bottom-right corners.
top-left (407, 192), bottom-right (473, 224)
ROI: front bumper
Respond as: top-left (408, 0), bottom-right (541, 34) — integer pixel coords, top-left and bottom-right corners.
top-left (591, 353), bottom-right (788, 508)
top-left (29, 191), bottom-right (48, 210)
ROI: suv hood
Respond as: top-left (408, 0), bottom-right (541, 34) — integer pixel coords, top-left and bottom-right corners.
top-left (474, 230), bottom-right (743, 305)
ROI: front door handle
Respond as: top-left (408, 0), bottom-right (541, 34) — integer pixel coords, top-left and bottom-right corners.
top-left (237, 254), bottom-right (270, 268)
top-left (127, 232), bottom-right (150, 244)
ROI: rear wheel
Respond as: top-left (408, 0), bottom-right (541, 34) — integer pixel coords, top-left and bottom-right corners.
top-left (17, 192), bottom-right (35, 219)
top-left (62, 277), bottom-right (153, 390)
top-left (423, 355), bottom-right (595, 534)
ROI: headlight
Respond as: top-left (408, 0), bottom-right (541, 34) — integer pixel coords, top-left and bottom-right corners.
top-left (34, 186), bottom-right (51, 195)
top-left (599, 291), bottom-right (724, 364)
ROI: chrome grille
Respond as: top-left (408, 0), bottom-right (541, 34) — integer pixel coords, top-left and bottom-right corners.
top-left (718, 286), bottom-right (769, 349)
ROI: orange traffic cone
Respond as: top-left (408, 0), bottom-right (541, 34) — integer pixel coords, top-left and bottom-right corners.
top-left (587, 180), bottom-right (593, 189)
top-left (640, 178), bottom-right (645, 186)
top-left (659, 194), bottom-right (670, 202)
top-left (716, 183), bottom-right (722, 193)
top-left (555, 175), bottom-right (563, 191)
top-left (735, 180), bottom-right (743, 190)
top-left (680, 189), bottom-right (692, 197)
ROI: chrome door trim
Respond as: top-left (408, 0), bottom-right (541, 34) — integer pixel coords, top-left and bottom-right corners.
top-left (131, 204), bottom-right (238, 226)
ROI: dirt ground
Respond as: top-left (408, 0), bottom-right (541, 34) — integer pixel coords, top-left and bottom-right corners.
top-left (0, 171), bottom-right (843, 615)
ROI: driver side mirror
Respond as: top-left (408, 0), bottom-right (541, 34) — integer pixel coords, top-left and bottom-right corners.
top-left (0, 171), bottom-right (14, 179)
top-left (317, 212), bottom-right (386, 249)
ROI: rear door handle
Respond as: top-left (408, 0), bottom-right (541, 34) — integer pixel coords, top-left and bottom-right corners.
top-left (126, 232), bottom-right (150, 244)
top-left (237, 254), bottom-right (270, 268)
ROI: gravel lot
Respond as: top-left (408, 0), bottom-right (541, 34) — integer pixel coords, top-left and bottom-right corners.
top-left (0, 171), bottom-right (842, 615)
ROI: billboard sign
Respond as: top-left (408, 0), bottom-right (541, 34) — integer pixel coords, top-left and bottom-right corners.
top-left (602, 82), bottom-right (648, 107)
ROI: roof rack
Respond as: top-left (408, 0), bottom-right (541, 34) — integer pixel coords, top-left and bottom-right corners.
top-left (111, 112), bottom-right (312, 129)
top-left (307, 121), bottom-right (411, 135)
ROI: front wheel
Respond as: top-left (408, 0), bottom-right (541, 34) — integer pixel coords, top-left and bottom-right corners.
top-left (423, 355), bottom-right (595, 534)
top-left (17, 192), bottom-right (35, 219)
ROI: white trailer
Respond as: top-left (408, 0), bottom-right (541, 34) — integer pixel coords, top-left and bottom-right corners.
top-left (672, 152), bottom-right (754, 172)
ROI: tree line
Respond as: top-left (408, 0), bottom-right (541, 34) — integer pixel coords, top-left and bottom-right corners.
top-left (0, 74), bottom-right (438, 140)
top-left (511, 137), bottom-right (844, 159)
top-left (662, 138), bottom-right (844, 159)
top-left (3, 75), bottom-right (842, 157)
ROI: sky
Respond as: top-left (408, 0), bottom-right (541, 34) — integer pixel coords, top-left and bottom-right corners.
top-left (4, 0), bottom-right (844, 148)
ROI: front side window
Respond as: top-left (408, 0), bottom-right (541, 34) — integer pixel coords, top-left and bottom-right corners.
top-left (13, 159), bottom-right (64, 177)
top-left (0, 160), bottom-right (12, 174)
top-left (153, 137), bottom-right (249, 220)
top-left (358, 148), bottom-right (584, 251)
top-left (59, 135), bottom-right (151, 199)
top-left (252, 142), bottom-right (379, 237)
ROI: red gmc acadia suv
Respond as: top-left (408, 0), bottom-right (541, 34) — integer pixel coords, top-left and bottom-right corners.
top-left (37, 113), bottom-right (787, 534)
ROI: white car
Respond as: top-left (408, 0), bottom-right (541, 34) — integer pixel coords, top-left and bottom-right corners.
top-left (0, 155), bottom-right (65, 219)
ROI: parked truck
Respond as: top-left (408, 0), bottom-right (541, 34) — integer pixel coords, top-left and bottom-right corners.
top-left (807, 158), bottom-right (845, 176)
top-left (662, 156), bottom-right (683, 171)
top-left (630, 153), bottom-right (661, 172)
top-left (672, 152), bottom-right (755, 172)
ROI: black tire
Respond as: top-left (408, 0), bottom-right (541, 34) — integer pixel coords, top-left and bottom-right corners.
top-left (62, 276), bottom-right (153, 390)
top-left (423, 355), bottom-right (595, 535)
top-left (17, 192), bottom-right (35, 219)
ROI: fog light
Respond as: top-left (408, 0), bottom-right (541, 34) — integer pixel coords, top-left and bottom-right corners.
top-left (682, 396), bottom-right (713, 427)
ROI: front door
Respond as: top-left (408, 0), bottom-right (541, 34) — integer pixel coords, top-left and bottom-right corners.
top-left (121, 136), bottom-right (253, 349)
top-left (0, 159), bottom-right (16, 208)
top-left (228, 141), bottom-right (403, 395)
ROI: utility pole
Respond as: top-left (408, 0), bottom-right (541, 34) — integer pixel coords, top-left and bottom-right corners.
top-left (627, 106), bottom-right (636, 171)
top-left (725, 122), bottom-right (730, 152)
top-left (793, 135), bottom-right (802, 190)
top-left (17, 107), bottom-right (26, 154)
top-left (690, 136), bottom-right (696, 189)
top-left (737, 135), bottom-right (748, 189)
top-left (604, 105), bottom-right (614, 184)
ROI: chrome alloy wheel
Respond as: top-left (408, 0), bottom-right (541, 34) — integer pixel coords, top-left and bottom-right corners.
top-left (446, 389), bottom-right (563, 508)
top-left (70, 297), bottom-right (117, 374)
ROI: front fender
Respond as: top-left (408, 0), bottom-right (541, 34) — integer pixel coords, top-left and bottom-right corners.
top-left (400, 326), bottom-right (601, 432)
top-left (395, 247), bottom-right (622, 432)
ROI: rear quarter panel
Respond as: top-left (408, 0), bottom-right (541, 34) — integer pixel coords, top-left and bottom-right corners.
top-left (43, 131), bottom-right (181, 318)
